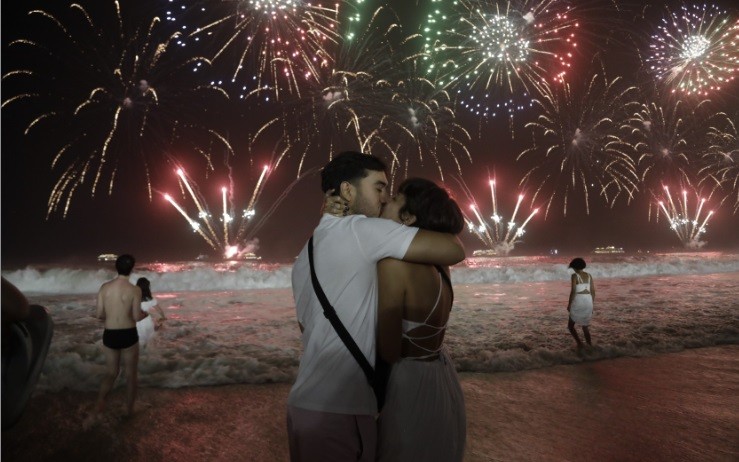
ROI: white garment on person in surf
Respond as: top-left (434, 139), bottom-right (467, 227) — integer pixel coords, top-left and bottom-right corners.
top-left (136, 298), bottom-right (159, 347)
top-left (569, 273), bottom-right (593, 326)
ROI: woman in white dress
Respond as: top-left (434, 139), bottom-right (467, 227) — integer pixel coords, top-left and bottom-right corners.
top-left (135, 278), bottom-right (166, 347)
top-left (376, 178), bottom-right (466, 462)
top-left (566, 257), bottom-right (595, 349)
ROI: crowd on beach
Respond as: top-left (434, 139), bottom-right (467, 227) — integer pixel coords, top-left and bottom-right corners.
top-left (2, 151), bottom-right (597, 461)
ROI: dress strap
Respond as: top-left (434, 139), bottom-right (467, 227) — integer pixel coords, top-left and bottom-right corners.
top-left (401, 270), bottom-right (448, 358)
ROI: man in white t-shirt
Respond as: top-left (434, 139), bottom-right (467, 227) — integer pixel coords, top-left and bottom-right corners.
top-left (287, 151), bottom-right (465, 461)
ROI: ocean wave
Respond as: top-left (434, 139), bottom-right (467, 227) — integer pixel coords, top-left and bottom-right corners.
top-left (4, 252), bottom-right (739, 294)
top-left (27, 272), bottom-right (739, 391)
top-left (3, 264), bottom-right (294, 294)
top-left (456, 252), bottom-right (739, 284)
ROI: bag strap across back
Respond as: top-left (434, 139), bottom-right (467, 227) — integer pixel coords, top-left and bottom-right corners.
top-left (307, 237), bottom-right (375, 385)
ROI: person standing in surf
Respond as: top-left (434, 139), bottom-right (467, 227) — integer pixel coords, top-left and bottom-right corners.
top-left (95, 254), bottom-right (147, 417)
top-left (566, 257), bottom-right (595, 349)
top-left (135, 277), bottom-right (167, 347)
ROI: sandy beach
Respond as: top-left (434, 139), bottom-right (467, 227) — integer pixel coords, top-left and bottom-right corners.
top-left (3, 345), bottom-right (737, 461)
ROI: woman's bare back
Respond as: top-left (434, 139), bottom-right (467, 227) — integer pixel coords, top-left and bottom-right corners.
top-left (398, 262), bottom-right (453, 358)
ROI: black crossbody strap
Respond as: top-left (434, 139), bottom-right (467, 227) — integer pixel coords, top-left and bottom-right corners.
top-left (308, 237), bottom-right (375, 384)
top-left (434, 265), bottom-right (454, 306)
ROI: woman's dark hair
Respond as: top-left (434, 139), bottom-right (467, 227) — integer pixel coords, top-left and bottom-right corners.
top-left (321, 151), bottom-right (387, 194)
top-left (115, 254), bottom-right (135, 276)
top-left (397, 178), bottom-right (464, 234)
top-left (136, 277), bottom-right (152, 301)
top-left (568, 258), bottom-right (587, 270)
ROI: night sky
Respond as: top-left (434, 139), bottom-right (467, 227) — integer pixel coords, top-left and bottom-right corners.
top-left (2, 0), bottom-right (738, 266)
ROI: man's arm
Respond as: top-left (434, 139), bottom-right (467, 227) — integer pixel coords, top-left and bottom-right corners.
top-left (131, 287), bottom-right (146, 321)
top-left (401, 230), bottom-right (465, 266)
top-left (377, 259), bottom-right (406, 364)
top-left (96, 287), bottom-right (105, 320)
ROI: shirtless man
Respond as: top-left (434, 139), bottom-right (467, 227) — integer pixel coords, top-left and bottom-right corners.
top-left (96, 254), bottom-right (147, 416)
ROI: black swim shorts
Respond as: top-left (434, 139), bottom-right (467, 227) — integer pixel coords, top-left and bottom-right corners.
top-left (102, 327), bottom-right (139, 350)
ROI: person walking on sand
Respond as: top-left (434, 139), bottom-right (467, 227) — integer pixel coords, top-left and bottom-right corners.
top-left (566, 257), bottom-right (595, 349)
top-left (96, 254), bottom-right (147, 416)
top-left (287, 151), bottom-right (465, 462)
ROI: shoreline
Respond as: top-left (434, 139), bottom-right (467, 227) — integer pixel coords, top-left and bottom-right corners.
top-left (3, 345), bottom-right (737, 461)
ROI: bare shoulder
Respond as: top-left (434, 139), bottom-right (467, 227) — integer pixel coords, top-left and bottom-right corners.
top-left (125, 282), bottom-right (142, 299)
top-left (98, 279), bottom-right (112, 293)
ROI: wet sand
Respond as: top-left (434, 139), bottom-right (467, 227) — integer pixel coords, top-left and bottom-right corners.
top-left (3, 345), bottom-right (737, 461)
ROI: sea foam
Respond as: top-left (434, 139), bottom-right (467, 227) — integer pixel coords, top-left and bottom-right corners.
top-left (4, 253), bottom-right (737, 391)
top-left (4, 252), bottom-right (739, 295)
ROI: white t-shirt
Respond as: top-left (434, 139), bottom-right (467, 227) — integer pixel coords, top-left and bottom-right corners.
top-left (288, 214), bottom-right (418, 415)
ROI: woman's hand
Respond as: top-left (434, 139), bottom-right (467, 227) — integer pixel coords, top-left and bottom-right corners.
top-left (322, 189), bottom-right (349, 217)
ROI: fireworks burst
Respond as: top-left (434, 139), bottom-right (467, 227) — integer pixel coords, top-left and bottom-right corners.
top-left (623, 96), bottom-right (714, 220)
top-left (421, 0), bottom-right (579, 120)
top-left (162, 162), bottom-right (302, 259)
top-left (341, 0), bottom-right (369, 42)
top-left (699, 111), bottom-right (739, 213)
top-left (174, 0), bottom-right (341, 100)
top-left (249, 4), bottom-right (402, 175)
top-left (379, 59), bottom-right (473, 182)
top-left (646, 3), bottom-right (739, 97)
top-left (1, 1), bottom-right (233, 218)
top-left (254, 11), bottom-right (473, 181)
top-left (517, 73), bottom-right (640, 217)
top-left (655, 185), bottom-right (715, 248)
top-left (460, 178), bottom-right (539, 255)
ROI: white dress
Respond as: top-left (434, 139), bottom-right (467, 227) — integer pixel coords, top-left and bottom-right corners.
top-left (378, 350), bottom-right (466, 462)
top-left (377, 273), bottom-right (466, 462)
top-left (569, 273), bottom-right (593, 326)
top-left (136, 298), bottom-right (158, 347)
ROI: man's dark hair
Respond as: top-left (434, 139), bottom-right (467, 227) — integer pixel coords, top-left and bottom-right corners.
top-left (398, 178), bottom-right (464, 234)
top-left (320, 151), bottom-right (387, 194)
top-left (115, 254), bottom-right (136, 276)
top-left (568, 257), bottom-right (586, 270)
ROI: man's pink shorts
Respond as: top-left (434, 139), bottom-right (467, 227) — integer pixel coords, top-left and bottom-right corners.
top-left (287, 405), bottom-right (376, 462)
